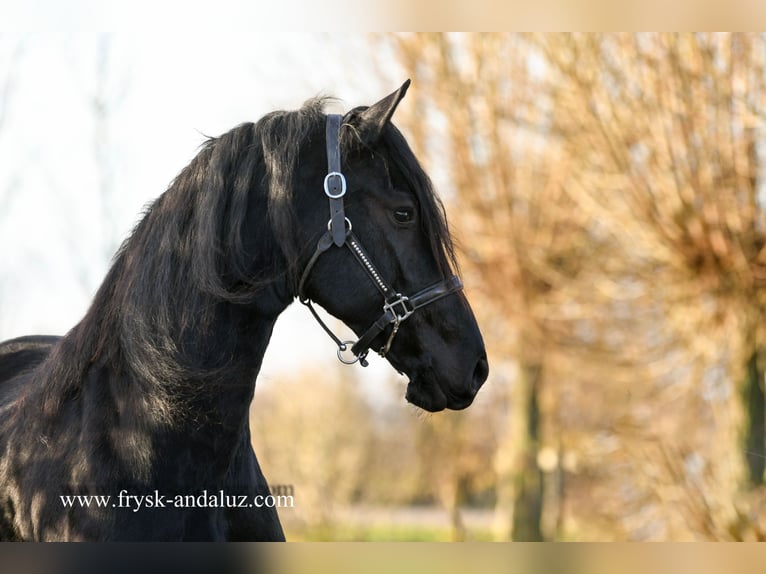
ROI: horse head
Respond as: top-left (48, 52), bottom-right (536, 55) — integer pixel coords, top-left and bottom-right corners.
top-left (295, 82), bottom-right (488, 412)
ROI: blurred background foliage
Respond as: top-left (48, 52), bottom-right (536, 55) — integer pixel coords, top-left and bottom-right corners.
top-left (252, 33), bottom-right (766, 541)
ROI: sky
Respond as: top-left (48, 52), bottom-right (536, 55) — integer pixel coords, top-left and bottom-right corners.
top-left (0, 31), bottom-right (408, 394)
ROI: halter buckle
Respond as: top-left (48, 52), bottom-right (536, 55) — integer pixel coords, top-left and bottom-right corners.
top-left (384, 294), bottom-right (414, 323)
top-left (324, 171), bottom-right (346, 199)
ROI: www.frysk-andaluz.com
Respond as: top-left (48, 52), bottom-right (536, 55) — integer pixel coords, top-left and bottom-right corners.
top-left (59, 487), bottom-right (295, 512)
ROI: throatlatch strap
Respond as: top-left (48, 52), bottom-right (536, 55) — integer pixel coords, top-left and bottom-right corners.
top-left (325, 114), bottom-right (346, 247)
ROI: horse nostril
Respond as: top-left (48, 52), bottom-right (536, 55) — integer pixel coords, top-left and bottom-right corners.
top-left (472, 354), bottom-right (489, 391)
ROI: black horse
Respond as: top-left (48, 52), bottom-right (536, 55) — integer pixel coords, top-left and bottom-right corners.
top-left (0, 81), bottom-right (488, 541)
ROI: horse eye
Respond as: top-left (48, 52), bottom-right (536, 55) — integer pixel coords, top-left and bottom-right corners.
top-left (393, 207), bottom-right (414, 224)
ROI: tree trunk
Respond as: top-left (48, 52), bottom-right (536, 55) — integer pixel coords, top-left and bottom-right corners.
top-left (491, 359), bottom-right (545, 541)
top-left (438, 476), bottom-right (466, 541)
top-left (743, 349), bottom-right (765, 486)
top-left (512, 361), bottom-right (544, 541)
top-left (540, 442), bottom-right (565, 540)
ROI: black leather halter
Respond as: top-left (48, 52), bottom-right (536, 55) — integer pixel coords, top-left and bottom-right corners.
top-left (297, 114), bottom-right (463, 367)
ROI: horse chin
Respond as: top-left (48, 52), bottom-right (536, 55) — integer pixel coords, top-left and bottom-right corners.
top-left (404, 376), bottom-right (475, 412)
top-left (405, 379), bottom-right (447, 412)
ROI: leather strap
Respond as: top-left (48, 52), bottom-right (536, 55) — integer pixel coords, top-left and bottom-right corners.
top-left (351, 275), bottom-right (463, 358)
top-left (325, 114), bottom-right (346, 247)
top-left (297, 230), bottom-right (349, 352)
top-left (409, 275), bottom-right (463, 309)
top-left (298, 230), bottom-right (334, 303)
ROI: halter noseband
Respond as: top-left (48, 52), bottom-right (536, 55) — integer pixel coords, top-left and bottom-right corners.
top-left (297, 114), bottom-right (463, 367)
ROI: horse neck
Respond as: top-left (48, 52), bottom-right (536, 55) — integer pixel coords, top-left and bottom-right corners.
top-left (41, 223), bottom-right (293, 482)
top-left (112, 268), bottom-right (289, 435)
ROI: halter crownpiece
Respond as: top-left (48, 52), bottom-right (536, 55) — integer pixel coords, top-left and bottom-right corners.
top-left (325, 113), bottom-right (347, 247)
top-left (298, 114), bottom-right (464, 367)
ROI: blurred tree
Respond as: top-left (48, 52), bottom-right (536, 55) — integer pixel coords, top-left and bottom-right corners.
top-left (384, 32), bottom-right (766, 540)
top-left (409, 395), bottom-right (499, 541)
top-left (385, 33), bottom-right (596, 541)
top-left (250, 365), bottom-right (377, 535)
top-left (251, 364), bottom-right (499, 540)
top-left (383, 33), bottom-right (566, 540)
top-left (534, 32), bottom-right (766, 489)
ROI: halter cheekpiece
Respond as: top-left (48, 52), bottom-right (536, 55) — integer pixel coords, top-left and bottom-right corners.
top-left (298, 114), bottom-right (463, 367)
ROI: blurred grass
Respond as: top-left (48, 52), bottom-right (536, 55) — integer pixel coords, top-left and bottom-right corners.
top-left (286, 523), bottom-right (496, 542)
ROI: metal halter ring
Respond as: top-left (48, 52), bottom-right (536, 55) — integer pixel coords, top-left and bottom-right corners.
top-left (327, 217), bottom-right (352, 234)
top-left (324, 172), bottom-right (347, 199)
top-left (337, 340), bottom-right (361, 365)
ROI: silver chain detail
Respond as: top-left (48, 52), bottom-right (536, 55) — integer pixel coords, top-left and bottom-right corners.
top-left (348, 237), bottom-right (389, 295)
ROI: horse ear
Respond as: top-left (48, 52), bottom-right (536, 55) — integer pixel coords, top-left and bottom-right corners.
top-left (351, 79), bottom-right (411, 145)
